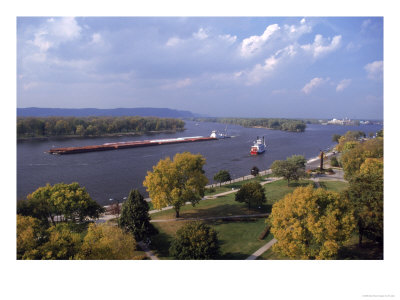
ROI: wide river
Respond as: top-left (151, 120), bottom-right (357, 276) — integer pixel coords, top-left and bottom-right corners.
top-left (17, 121), bottom-right (382, 205)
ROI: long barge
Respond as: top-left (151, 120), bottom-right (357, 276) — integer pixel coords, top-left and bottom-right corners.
top-left (49, 136), bottom-right (217, 155)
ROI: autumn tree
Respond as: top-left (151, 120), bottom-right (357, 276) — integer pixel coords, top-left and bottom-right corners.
top-left (271, 155), bottom-right (306, 186)
top-left (169, 222), bottom-right (220, 259)
top-left (143, 152), bottom-right (208, 218)
top-left (346, 158), bottom-right (383, 246)
top-left (332, 134), bottom-right (341, 143)
top-left (340, 138), bottom-right (383, 180)
top-left (235, 181), bottom-right (266, 209)
top-left (119, 189), bottom-right (152, 241)
top-left (269, 186), bottom-right (355, 259)
top-left (336, 130), bottom-right (366, 152)
top-left (213, 170), bottom-right (231, 186)
top-left (38, 224), bottom-right (82, 260)
top-left (76, 223), bottom-right (137, 260)
top-left (17, 215), bottom-right (47, 259)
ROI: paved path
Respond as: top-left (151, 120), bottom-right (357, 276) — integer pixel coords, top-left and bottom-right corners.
top-left (246, 238), bottom-right (277, 260)
top-left (151, 213), bottom-right (269, 223)
top-left (137, 241), bottom-right (159, 260)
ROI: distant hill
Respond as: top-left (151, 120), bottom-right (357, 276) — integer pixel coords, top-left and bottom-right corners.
top-left (17, 107), bottom-right (196, 118)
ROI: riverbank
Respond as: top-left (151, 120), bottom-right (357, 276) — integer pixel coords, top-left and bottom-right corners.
top-left (17, 128), bottom-right (185, 141)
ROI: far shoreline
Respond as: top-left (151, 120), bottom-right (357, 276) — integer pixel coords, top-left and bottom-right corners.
top-left (17, 128), bottom-right (186, 142)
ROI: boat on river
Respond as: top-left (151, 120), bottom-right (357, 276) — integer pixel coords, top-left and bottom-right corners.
top-left (250, 136), bottom-right (266, 155)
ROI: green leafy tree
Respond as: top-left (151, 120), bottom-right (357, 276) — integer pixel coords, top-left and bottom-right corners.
top-left (143, 152), bottom-right (208, 218)
top-left (270, 186), bottom-right (355, 259)
top-left (169, 222), bottom-right (220, 259)
top-left (76, 223), bottom-right (137, 260)
top-left (330, 156), bottom-right (339, 167)
top-left (271, 155), bottom-right (306, 186)
top-left (376, 129), bottom-right (383, 138)
top-left (19, 183), bottom-right (104, 225)
top-left (332, 134), bottom-right (341, 143)
top-left (213, 170), bottom-right (231, 186)
top-left (346, 158), bottom-right (383, 246)
top-left (251, 166), bottom-right (260, 177)
top-left (119, 189), bottom-right (152, 241)
top-left (235, 181), bottom-right (266, 209)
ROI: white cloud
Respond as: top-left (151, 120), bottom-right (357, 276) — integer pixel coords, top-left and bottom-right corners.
top-left (336, 79), bottom-right (352, 92)
top-left (161, 78), bottom-right (192, 89)
top-left (301, 34), bottom-right (341, 58)
top-left (283, 19), bottom-right (312, 39)
top-left (165, 37), bottom-right (182, 47)
top-left (240, 24), bottom-right (280, 57)
top-left (90, 33), bottom-right (102, 44)
top-left (193, 28), bottom-right (208, 40)
top-left (302, 77), bottom-right (329, 94)
top-left (29, 17), bottom-right (82, 52)
top-left (218, 34), bottom-right (237, 44)
top-left (364, 60), bottom-right (383, 80)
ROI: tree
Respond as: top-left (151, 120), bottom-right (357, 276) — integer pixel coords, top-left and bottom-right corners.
top-left (19, 183), bottom-right (104, 225)
top-left (330, 156), bottom-right (339, 167)
top-left (336, 130), bottom-right (366, 152)
top-left (17, 215), bottom-right (47, 259)
top-left (346, 158), bottom-right (383, 246)
top-left (271, 155), bottom-right (306, 186)
top-left (38, 224), bottom-right (82, 260)
top-left (269, 186), bottom-right (355, 259)
top-left (332, 134), bottom-right (341, 143)
top-left (341, 138), bottom-right (383, 180)
top-left (169, 222), bottom-right (220, 259)
top-left (143, 152), bottom-right (208, 218)
top-left (119, 189), bottom-right (152, 241)
top-left (376, 129), bottom-right (383, 138)
top-left (251, 166), bottom-right (260, 177)
top-left (235, 181), bottom-right (266, 209)
top-left (76, 223), bottom-right (137, 260)
top-left (213, 170), bottom-right (231, 186)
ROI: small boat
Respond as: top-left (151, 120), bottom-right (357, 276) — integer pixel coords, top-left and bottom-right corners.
top-left (250, 136), bottom-right (266, 155)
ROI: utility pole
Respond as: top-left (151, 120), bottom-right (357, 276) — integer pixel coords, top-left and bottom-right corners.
top-left (319, 150), bottom-right (324, 171)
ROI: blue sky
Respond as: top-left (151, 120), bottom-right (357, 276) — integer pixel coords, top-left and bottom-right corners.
top-left (17, 17), bottom-right (383, 119)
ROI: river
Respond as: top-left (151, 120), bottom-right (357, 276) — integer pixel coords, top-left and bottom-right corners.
top-left (17, 121), bottom-right (382, 205)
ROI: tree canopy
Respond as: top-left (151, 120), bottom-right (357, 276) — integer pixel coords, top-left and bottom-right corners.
top-left (143, 152), bottom-right (208, 218)
top-left (76, 223), bottom-right (137, 260)
top-left (119, 189), bottom-right (152, 241)
top-left (251, 166), bottom-right (260, 177)
top-left (213, 170), bottom-right (231, 185)
top-left (346, 158), bottom-right (383, 246)
top-left (18, 182), bottom-right (104, 226)
top-left (169, 222), bottom-right (220, 259)
top-left (269, 186), bottom-right (355, 259)
top-left (17, 116), bottom-right (185, 138)
top-left (235, 181), bottom-right (266, 209)
top-left (271, 155), bottom-right (306, 185)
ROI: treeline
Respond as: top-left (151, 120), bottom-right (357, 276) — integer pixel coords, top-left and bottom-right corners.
top-left (189, 117), bottom-right (306, 132)
top-left (17, 116), bottom-right (185, 138)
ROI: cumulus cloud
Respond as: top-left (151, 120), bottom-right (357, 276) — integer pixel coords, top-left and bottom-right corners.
top-left (30, 17), bottom-right (82, 52)
top-left (336, 79), bottom-right (352, 92)
top-left (90, 33), bottom-right (103, 44)
top-left (240, 24), bottom-right (280, 57)
top-left (301, 34), bottom-right (341, 58)
top-left (302, 77), bottom-right (329, 94)
top-left (193, 28), bottom-right (208, 40)
top-left (364, 60), bottom-right (383, 80)
top-left (283, 18), bottom-right (312, 39)
top-left (165, 36), bottom-right (182, 47)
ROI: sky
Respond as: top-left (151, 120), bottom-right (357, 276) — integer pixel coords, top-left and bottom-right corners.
top-left (17, 17), bottom-right (383, 119)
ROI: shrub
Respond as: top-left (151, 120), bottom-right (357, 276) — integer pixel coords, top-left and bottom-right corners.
top-left (169, 222), bottom-right (220, 259)
top-left (330, 156), bottom-right (339, 167)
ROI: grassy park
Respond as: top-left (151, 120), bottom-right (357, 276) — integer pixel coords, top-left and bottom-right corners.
top-left (149, 178), bottom-right (348, 259)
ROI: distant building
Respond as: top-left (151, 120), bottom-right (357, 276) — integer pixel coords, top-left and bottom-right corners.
top-left (327, 118), bottom-right (357, 125)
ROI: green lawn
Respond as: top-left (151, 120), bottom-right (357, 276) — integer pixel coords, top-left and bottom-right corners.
top-left (318, 180), bottom-right (349, 193)
top-left (150, 218), bottom-right (273, 259)
top-left (149, 179), bottom-right (316, 259)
